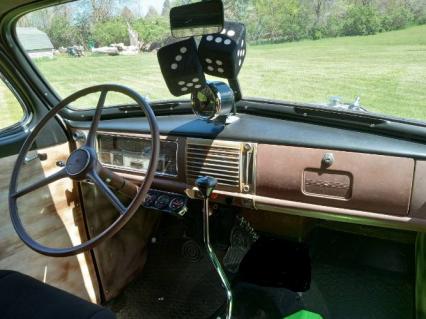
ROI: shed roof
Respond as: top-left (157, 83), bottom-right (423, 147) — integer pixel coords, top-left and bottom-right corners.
top-left (16, 27), bottom-right (54, 51)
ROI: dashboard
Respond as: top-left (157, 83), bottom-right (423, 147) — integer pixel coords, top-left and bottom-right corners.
top-left (70, 112), bottom-right (426, 232)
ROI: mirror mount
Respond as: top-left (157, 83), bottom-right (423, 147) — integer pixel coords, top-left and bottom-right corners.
top-left (228, 78), bottom-right (242, 106)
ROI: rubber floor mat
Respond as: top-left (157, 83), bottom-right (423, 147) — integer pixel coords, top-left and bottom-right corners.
top-left (107, 222), bottom-right (226, 319)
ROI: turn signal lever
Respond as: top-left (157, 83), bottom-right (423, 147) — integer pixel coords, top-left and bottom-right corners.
top-left (195, 176), bottom-right (233, 319)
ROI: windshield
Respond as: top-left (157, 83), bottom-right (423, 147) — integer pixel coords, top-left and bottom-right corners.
top-left (16, 0), bottom-right (426, 121)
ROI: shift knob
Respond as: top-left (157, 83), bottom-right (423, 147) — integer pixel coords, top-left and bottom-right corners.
top-left (195, 176), bottom-right (217, 199)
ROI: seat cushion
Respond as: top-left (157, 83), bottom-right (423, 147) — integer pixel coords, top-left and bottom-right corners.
top-left (0, 270), bottom-right (116, 319)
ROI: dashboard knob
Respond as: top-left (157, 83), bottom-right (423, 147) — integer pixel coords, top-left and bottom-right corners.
top-left (322, 153), bottom-right (335, 167)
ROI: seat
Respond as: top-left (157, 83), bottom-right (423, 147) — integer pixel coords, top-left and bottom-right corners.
top-left (0, 270), bottom-right (116, 319)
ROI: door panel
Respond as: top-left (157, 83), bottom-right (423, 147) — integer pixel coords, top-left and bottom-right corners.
top-left (0, 142), bottom-right (100, 302)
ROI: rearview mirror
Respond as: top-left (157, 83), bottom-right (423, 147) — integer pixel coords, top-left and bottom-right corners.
top-left (170, 0), bottom-right (224, 38)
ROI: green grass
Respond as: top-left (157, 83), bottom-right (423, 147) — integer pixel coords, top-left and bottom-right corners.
top-left (0, 81), bottom-right (24, 130)
top-left (1, 24), bottom-right (426, 129)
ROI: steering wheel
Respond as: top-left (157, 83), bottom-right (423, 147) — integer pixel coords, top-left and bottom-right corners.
top-left (8, 84), bottom-right (159, 257)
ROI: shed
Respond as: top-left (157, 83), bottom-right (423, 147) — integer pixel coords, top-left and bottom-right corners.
top-left (16, 27), bottom-right (54, 59)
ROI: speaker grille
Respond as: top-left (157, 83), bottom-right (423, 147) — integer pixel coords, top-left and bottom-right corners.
top-left (186, 139), bottom-right (242, 190)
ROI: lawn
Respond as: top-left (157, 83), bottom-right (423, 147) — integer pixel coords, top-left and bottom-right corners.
top-left (1, 24), bottom-right (426, 129)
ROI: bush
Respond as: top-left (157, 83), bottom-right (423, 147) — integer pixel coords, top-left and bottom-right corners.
top-left (92, 18), bottom-right (129, 46)
top-left (342, 5), bottom-right (381, 36)
top-left (381, 6), bottom-right (414, 31)
top-left (46, 16), bottom-right (78, 48)
top-left (132, 17), bottom-right (169, 44)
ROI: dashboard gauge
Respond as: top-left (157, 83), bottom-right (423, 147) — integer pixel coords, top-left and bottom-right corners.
top-left (191, 81), bottom-right (235, 120)
top-left (144, 193), bottom-right (157, 207)
top-left (169, 197), bottom-right (185, 211)
top-left (154, 194), bottom-right (170, 210)
top-left (191, 85), bottom-right (218, 119)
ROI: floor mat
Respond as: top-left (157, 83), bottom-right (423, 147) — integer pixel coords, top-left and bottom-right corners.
top-left (232, 228), bottom-right (415, 319)
top-left (107, 221), bottom-right (414, 319)
top-left (107, 219), bottom-right (226, 319)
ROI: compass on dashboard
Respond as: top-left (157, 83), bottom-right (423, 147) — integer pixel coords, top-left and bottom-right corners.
top-left (191, 81), bottom-right (235, 123)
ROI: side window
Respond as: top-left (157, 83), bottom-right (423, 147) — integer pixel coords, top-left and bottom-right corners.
top-left (0, 76), bottom-right (25, 131)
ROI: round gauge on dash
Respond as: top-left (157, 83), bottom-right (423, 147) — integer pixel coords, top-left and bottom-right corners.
top-left (154, 194), bottom-right (170, 210)
top-left (169, 197), bottom-right (185, 211)
top-left (143, 193), bottom-right (157, 207)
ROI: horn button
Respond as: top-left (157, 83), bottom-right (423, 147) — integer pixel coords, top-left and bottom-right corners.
top-left (65, 148), bottom-right (92, 178)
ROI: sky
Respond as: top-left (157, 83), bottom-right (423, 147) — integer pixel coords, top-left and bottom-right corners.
top-left (120, 0), bottom-right (166, 16)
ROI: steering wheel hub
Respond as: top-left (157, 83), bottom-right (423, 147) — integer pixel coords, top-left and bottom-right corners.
top-left (65, 148), bottom-right (92, 178)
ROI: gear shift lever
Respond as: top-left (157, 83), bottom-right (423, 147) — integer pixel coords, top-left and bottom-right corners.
top-left (195, 176), bottom-right (233, 319)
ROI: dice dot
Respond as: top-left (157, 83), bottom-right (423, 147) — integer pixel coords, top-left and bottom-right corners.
top-left (205, 58), bottom-right (212, 64)
top-left (216, 60), bottom-right (223, 66)
top-left (171, 63), bottom-right (178, 70)
top-left (186, 83), bottom-right (194, 87)
top-left (238, 59), bottom-right (242, 66)
top-left (227, 30), bottom-right (235, 37)
top-left (215, 37), bottom-right (222, 43)
top-left (224, 39), bottom-right (232, 45)
top-left (178, 81), bottom-right (185, 86)
top-left (192, 78), bottom-right (199, 83)
top-left (181, 87), bottom-right (188, 92)
top-left (175, 55), bottom-right (182, 61)
top-left (180, 47), bottom-right (187, 54)
top-left (241, 40), bottom-right (244, 47)
top-left (242, 49), bottom-right (246, 56)
top-left (206, 35), bottom-right (213, 41)
top-left (195, 84), bottom-right (202, 89)
top-left (218, 68), bottom-right (224, 73)
top-left (221, 28), bottom-right (227, 34)
top-left (207, 66), bottom-right (214, 71)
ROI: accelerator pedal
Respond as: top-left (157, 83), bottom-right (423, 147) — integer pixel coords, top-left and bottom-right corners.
top-left (223, 216), bottom-right (259, 274)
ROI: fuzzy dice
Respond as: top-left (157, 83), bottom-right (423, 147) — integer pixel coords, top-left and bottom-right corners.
top-left (198, 21), bottom-right (246, 79)
top-left (157, 37), bottom-right (207, 96)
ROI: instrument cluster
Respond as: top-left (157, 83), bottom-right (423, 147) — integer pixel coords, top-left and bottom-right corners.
top-left (143, 189), bottom-right (187, 216)
top-left (97, 133), bottom-right (178, 177)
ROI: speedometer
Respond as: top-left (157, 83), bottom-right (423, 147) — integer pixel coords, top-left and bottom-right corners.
top-left (154, 194), bottom-right (170, 210)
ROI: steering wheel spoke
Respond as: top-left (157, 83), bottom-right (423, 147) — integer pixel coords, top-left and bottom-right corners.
top-left (86, 90), bottom-right (108, 148)
top-left (88, 171), bottom-right (127, 215)
top-left (9, 84), bottom-right (159, 257)
top-left (11, 168), bottom-right (68, 198)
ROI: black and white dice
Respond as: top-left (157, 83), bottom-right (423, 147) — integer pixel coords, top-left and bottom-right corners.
top-left (157, 37), bottom-right (206, 96)
top-left (198, 22), bottom-right (246, 79)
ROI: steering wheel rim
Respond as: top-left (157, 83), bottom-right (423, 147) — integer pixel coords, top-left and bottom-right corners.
top-left (8, 84), bottom-right (160, 257)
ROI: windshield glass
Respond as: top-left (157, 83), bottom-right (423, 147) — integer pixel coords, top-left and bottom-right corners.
top-left (16, 0), bottom-right (426, 121)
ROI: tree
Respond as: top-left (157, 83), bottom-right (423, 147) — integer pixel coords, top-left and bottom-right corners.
top-left (92, 18), bottom-right (129, 46)
top-left (132, 17), bottom-right (169, 43)
top-left (145, 6), bottom-right (159, 18)
top-left (91, 0), bottom-right (113, 23)
top-left (46, 15), bottom-right (77, 48)
top-left (121, 6), bottom-right (134, 21)
top-left (342, 4), bottom-right (381, 35)
top-left (162, 0), bottom-right (171, 17)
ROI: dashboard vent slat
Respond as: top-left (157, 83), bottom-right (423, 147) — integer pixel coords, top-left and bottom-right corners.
top-left (186, 140), bottom-right (242, 190)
